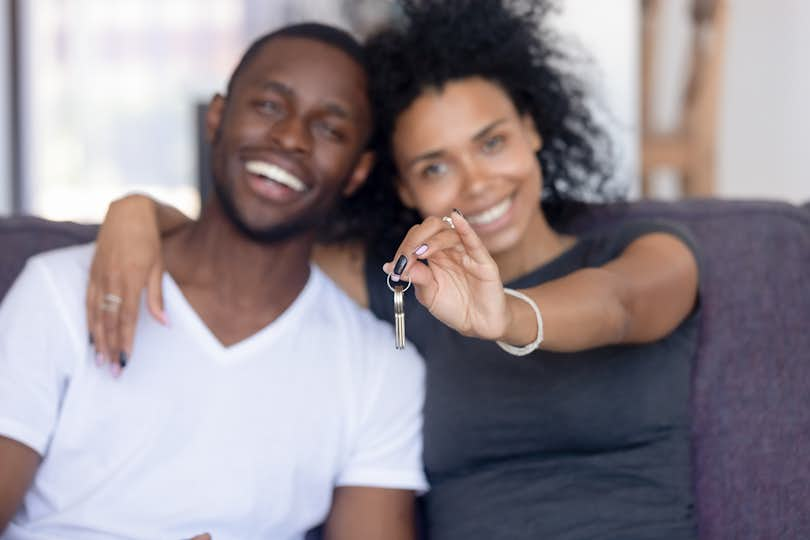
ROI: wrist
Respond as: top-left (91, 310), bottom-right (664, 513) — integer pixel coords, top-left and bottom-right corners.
top-left (497, 293), bottom-right (533, 345)
top-left (496, 288), bottom-right (544, 356)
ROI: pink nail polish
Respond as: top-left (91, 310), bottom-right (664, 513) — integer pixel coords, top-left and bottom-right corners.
top-left (95, 353), bottom-right (104, 367)
top-left (414, 244), bottom-right (429, 256)
top-left (391, 274), bottom-right (400, 282)
top-left (110, 363), bottom-right (122, 378)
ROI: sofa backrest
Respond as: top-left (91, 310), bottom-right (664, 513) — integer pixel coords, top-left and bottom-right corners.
top-left (2, 200), bottom-right (809, 539)
top-left (0, 216), bottom-right (96, 299)
top-left (560, 199), bottom-right (810, 539)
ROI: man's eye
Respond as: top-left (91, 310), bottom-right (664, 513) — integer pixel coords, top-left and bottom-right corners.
top-left (257, 100), bottom-right (282, 114)
top-left (422, 162), bottom-right (448, 179)
top-left (482, 134), bottom-right (505, 154)
top-left (314, 120), bottom-right (345, 141)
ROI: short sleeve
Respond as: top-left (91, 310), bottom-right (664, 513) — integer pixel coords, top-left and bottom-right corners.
top-left (336, 339), bottom-right (428, 493)
top-left (0, 259), bottom-right (79, 455)
top-left (600, 220), bottom-right (703, 285)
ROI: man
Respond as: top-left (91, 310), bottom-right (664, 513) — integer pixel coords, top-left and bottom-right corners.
top-left (0, 24), bottom-right (425, 540)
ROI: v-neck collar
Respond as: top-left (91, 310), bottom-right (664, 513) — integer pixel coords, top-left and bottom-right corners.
top-left (161, 265), bottom-right (323, 363)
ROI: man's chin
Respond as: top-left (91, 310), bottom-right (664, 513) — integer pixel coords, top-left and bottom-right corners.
top-left (233, 220), bottom-right (315, 244)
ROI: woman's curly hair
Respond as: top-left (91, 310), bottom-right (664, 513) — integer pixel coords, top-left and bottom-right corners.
top-left (323, 0), bottom-right (615, 252)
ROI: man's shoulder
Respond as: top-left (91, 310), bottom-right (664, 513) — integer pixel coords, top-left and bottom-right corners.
top-left (25, 242), bottom-right (95, 280)
top-left (10, 243), bottom-right (95, 312)
top-left (315, 268), bottom-right (395, 335)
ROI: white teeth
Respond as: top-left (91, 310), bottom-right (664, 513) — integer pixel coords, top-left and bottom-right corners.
top-left (245, 160), bottom-right (307, 192)
top-left (467, 197), bottom-right (512, 225)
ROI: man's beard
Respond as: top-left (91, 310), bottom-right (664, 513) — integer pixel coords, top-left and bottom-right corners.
top-left (212, 175), bottom-right (327, 244)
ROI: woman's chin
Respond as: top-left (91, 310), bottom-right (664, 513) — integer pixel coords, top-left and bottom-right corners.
top-left (481, 228), bottom-right (524, 258)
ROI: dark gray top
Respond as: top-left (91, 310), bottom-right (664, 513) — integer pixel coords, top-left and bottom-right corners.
top-left (367, 220), bottom-right (701, 540)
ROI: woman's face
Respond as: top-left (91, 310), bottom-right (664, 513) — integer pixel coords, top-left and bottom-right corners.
top-left (392, 77), bottom-right (543, 255)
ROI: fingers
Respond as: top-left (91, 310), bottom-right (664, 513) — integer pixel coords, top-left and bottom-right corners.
top-left (187, 534), bottom-right (211, 540)
top-left (146, 263), bottom-right (168, 325)
top-left (100, 276), bottom-right (125, 378)
top-left (412, 229), bottom-right (465, 259)
top-left (116, 281), bottom-right (143, 372)
top-left (382, 254), bottom-right (434, 288)
top-left (447, 209), bottom-right (494, 266)
top-left (385, 215), bottom-right (463, 281)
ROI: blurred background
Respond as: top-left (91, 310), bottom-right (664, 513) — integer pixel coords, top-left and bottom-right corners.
top-left (0, 0), bottom-right (807, 223)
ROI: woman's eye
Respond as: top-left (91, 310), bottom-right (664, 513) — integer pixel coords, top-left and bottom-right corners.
top-left (422, 162), bottom-right (448, 179)
top-left (482, 135), bottom-right (505, 153)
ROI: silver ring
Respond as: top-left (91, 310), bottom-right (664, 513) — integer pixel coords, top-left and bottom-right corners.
top-left (101, 293), bottom-right (123, 312)
top-left (103, 293), bottom-right (123, 305)
top-left (386, 272), bottom-right (412, 293)
top-left (442, 215), bottom-right (455, 229)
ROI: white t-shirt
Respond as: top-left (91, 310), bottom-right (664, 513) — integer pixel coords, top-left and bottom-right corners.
top-left (0, 244), bottom-right (427, 540)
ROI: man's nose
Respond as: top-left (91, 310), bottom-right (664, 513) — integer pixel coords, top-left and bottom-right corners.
top-left (270, 115), bottom-right (312, 154)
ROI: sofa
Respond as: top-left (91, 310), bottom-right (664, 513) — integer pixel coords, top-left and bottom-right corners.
top-left (1, 198), bottom-right (809, 539)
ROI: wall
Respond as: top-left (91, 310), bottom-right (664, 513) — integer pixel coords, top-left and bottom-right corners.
top-left (551, 0), bottom-right (641, 198)
top-left (653, 0), bottom-right (810, 203)
top-left (718, 0), bottom-right (810, 203)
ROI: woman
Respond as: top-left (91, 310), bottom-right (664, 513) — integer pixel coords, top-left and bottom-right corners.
top-left (87, 1), bottom-right (700, 538)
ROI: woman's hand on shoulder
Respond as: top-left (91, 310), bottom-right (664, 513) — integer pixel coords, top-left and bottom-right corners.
top-left (382, 209), bottom-right (510, 339)
top-left (86, 194), bottom-right (167, 375)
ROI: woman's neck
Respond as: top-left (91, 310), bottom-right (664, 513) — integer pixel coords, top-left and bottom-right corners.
top-left (492, 209), bottom-right (576, 283)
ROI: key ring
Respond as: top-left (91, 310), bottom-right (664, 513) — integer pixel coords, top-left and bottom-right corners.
top-left (386, 272), bottom-right (412, 293)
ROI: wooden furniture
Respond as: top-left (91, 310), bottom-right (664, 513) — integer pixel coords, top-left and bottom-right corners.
top-left (641, 0), bottom-right (728, 197)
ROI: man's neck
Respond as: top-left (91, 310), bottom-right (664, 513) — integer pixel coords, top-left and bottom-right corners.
top-left (161, 201), bottom-right (314, 346)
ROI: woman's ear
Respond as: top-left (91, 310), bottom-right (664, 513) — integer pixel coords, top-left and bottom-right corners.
top-left (342, 151), bottom-right (375, 197)
top-left (205, 94), bottom-right (226, 144)
top-left (521, 114), bottom-right (543, 152)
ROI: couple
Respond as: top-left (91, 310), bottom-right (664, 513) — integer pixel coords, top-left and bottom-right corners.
top-left (0, 1), bottom-right (701, 539)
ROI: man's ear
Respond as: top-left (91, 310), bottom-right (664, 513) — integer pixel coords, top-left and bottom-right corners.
top-left (205, 94), bottom-right (226, 144)
top-left (342, 151), bottom-right (375, 197)
top-left (522, 114), bottom-right (543, 152)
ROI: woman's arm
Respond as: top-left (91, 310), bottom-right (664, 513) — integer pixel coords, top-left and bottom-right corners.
top-left (86, 194), bottom-right (371, 372)
top-left (499, 233), bottom-right (699, 352)
top-left (86, 194), bottom-right (189, 373)
top-left (384, 211), bottom-right (699, 353)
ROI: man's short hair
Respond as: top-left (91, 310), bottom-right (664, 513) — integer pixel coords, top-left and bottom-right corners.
top-left (226, 23), bottom-right (368, 96)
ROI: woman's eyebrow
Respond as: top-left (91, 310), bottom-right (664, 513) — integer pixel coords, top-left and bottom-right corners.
top-left (472, 118), bottom-right (508, 141)
top-left (405, 149), bottom-right (445, 170)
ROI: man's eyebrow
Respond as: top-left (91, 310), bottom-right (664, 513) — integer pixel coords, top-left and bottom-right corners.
top-left (259, 80), bottom-right (293, 97)
top-left (323, 102), bottom-right (350, 120)
top-left (472, 118), bottom-right (508, 140)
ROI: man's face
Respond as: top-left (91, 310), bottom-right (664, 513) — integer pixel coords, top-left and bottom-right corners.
top-left (208, 37), bottom-right (373, 243)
